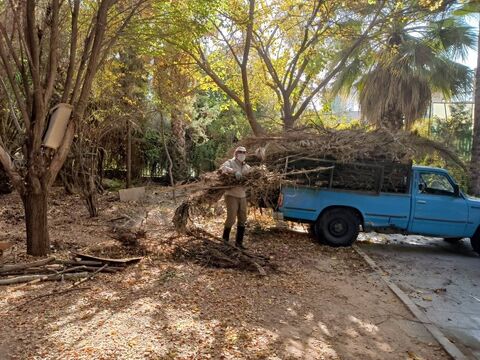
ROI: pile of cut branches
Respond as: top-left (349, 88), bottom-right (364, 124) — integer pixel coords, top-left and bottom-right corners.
top-left (173, 229), bottom-right (277, 276)
top-left (173, 166), bottom-right (284, 231)
top-left (240, 127), bottom-right (465, 170)
top-left (0, 253), bottom-right (142, 286)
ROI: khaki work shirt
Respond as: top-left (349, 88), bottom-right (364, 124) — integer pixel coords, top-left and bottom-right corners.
top-left (220, 158), bottom-right (251, 198)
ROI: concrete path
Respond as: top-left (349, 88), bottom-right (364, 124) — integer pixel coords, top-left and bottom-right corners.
top-left (357, 233), bottom-right (480, 359)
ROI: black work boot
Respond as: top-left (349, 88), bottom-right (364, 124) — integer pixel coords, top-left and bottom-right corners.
top-left (235, 225), bottom-right (246, 249)
top-left (222, 227), bottom-right (231, 244)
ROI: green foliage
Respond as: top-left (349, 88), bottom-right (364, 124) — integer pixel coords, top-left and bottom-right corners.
top-left (188, 91), bottom-right (251, 174)
top-left (412, 103), bottom-right (474, 190)
top-left (142, 128), bottom-right (163, 169)
top-left (431, 104), bottom-right (473, 161)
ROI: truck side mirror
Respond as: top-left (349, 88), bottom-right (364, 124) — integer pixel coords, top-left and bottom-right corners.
top-left (453, 184), bottom-right (460, 196)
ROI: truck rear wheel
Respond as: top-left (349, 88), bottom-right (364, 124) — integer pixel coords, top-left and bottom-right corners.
top-left (470, 232), bottom-right (480, 255)
top-left (309, 222), bottom-right (325, 243)
top-left (315, 208), bottom-right (359, 247)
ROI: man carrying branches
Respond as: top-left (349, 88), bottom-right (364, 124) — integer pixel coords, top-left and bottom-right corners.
top-left (220, 146), bottom-right (251, 249)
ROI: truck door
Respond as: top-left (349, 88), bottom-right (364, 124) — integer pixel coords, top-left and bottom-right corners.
top-left (410, 171), bottom-right (468, 237)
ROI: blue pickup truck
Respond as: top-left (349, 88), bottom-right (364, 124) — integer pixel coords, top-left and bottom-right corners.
top-left (278, 165), bottom-right (480, 255)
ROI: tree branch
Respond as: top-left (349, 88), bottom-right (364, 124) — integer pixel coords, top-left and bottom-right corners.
top-left (0, 37), bottom-right (30, 130)
top-left (62, 0), bottom-right (80, 103)
top-left (70, 17), bottom-right (96, 104)
top-left (0, 77), bottom-right (22, 134)
top-left (0, 143), bottom-right (24, 194)
top-left (43, 0), bottom-right (60, 106)
top-left (212, 20), bottom-right (242, 68)
top-left (282, 0), bottom-right (323, 88)
top-left (25, 0), bottom-right (43, 116)
top-left (292, 1), bottom-right (386, 122)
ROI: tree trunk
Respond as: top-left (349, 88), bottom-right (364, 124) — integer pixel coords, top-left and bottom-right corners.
top-left (0, 163), bottom-right (12, 194)
top-left (470, 17), bottom-right (480, 195)
top-left (282, 98), bottom-right (295, 131)
top-left (170, 109), bottom-right (189, 180)
top-left (126, 119), bottom-right (132, 188)
top-left (283, 116), bottom-right (295, 131)
top-left (22, 188), bottom-right (50, 256)
top-left (246, 110), bottom-right (265, 137)
top-left (85, 193), bottom-right (98, 218)
top-left (380, 106), bottom-right (404, 130)
top-left (59, 169), bottom-right (75, 195)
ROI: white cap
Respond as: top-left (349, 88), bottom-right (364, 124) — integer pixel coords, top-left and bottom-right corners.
top-left (235, 146), bottom-right (247, 153)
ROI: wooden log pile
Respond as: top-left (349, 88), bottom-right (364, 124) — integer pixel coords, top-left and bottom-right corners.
top-left (0, 253), bottom-right (142, 286)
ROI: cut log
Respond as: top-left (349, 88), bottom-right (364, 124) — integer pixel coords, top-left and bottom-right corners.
top-left (0, 256), bottom-right (56, 273)
top-left (72, 252), bottom-right (142, 265)
top-left (55, 259), bottom-right (104, 267)
top-left (81, 266), bottom-right (122, 273)
top-left (0, 272), bottom-right (90, 285)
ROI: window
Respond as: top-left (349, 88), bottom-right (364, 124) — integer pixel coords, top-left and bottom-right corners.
top-left (419, 172), bottom-right (454, 196)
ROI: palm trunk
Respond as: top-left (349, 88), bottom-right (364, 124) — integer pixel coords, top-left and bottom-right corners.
top-left (22, 186), bottom-right (49, 256)
top-left (470, 17), bottom-right (480, 195)
top-left (380, 106), bottom-right (404, 130)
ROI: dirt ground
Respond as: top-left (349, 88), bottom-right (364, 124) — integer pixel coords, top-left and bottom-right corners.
top-left (0, 186), bottom-right (448, 359)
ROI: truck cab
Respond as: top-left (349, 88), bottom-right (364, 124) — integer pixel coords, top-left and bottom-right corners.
top-left (278, 165), bottom-right (480, 255)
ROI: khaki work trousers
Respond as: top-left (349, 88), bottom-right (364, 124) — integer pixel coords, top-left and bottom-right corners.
top-left (224, 195), bottom-right (247, 228)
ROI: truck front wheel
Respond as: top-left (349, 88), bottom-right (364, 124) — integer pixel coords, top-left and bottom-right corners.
top-left (315, 208), bottom-right (359, 247)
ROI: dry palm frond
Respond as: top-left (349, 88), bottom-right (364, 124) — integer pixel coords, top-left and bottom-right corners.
top-left (238, 127), bottom-right (465, 170)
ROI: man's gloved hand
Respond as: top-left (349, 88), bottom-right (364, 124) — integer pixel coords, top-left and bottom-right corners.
top-left (235, 171), bottom-right (242, 180)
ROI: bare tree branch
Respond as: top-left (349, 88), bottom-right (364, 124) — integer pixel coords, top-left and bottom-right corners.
top-left (212, 20), bottom-right (242, 67)
top-left (0, 77), bottom-right (22, 134)
top-left (70, 17), bottom-right (96, 104)
top-left (0, 143), bottom-right (24, 194)
top-left (0, 37), bottom-right (30, 130)
top-left (62, 0), bottom-right (80, 103)
top-left (292, 1), bottom-right (386, 122)
top-left (282, 0), bottom-right (323, 88)
top-left (43, 0), bottom-right (60, 106)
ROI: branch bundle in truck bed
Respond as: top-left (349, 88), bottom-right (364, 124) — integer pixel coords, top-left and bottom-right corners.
top-left (283, 158), bottom-right (411, 193)
top-left (237, 128), bottom-right (464, 194)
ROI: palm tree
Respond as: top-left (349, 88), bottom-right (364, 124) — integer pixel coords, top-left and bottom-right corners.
top-left (334, 15), bottom-right (475, 130)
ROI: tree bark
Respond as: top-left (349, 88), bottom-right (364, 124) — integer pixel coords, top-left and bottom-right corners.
top-left (380, 107), bottom-right (404, 130)
top-left (0, 163), bottom-right (12, 194)
top-left (126, 119), bottom-right (132, 188)
top-left (22, 187), bottom-right (49, 256)
top-left (282, 98), bottom-right (295, 130)
top-left (170, 109), bottom-right (189, 180)
top-left (470, 17), bottom-right (480, 195)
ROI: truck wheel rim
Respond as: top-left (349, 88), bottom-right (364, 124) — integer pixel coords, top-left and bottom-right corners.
top-left (329, 219), bottom-right (348, 237)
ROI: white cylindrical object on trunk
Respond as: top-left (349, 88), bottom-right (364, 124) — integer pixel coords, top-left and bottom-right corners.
top-left (42, 103), bottom-right (73, 150)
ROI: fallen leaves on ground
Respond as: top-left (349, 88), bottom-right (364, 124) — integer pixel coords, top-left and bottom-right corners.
top-left (0, 187), bottom-right (448, 360)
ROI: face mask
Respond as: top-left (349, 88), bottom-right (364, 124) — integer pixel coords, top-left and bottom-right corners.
top-left (236, 153), bottom-right (246, 162)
